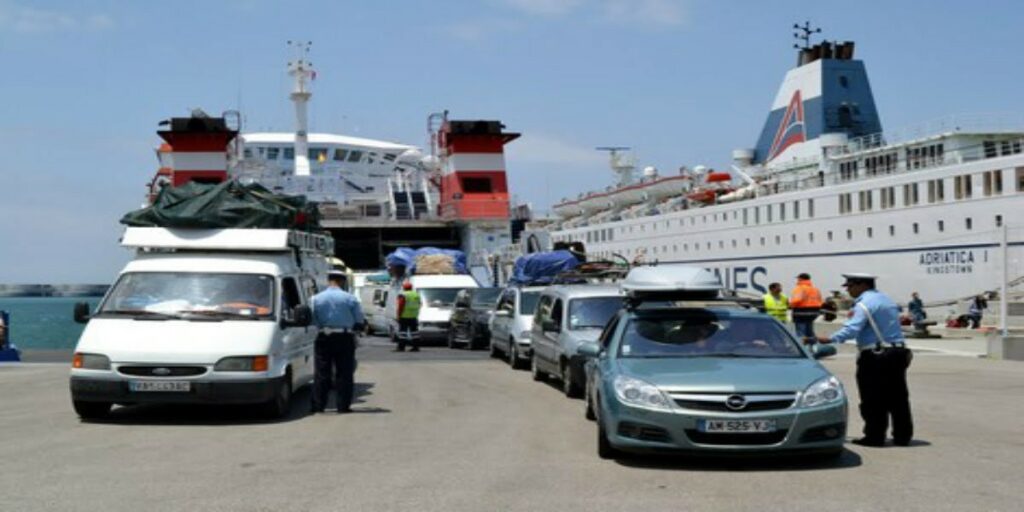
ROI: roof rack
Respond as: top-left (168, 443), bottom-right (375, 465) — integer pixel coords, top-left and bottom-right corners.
top-left (551, 260), bottom-right (629, 285)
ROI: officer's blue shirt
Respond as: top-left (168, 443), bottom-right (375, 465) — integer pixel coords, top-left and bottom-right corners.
top-left (312, 286), bottom-right (364, 330)
top-left (829, 289), bottom-right (905, 349)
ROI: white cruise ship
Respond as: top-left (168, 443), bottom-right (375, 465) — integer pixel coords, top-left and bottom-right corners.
top-left (544, 35), bottom-right (1024, 306)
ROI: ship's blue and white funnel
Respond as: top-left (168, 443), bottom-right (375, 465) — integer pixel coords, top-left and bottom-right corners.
top-left (753, 41), bottom-right (882, 165)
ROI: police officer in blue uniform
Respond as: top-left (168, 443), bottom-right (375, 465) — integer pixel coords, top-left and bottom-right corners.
top-left (311, 271), bottom-right (365, 414)
top-left (817, 273), bottom-right (914, 447)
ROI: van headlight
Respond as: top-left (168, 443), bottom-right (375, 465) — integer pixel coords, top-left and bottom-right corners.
top-left (214, 356), bottom-right (269, 372)
top-left (613, 375), bottom-right (672, 411)
top-left (72, 353), bottom-right (110, 370)
top-left (800, 376), bottom-right (845, 407)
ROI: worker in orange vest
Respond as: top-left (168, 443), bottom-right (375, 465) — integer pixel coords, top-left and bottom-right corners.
top-left (790, 273), bottom-right (823, 339)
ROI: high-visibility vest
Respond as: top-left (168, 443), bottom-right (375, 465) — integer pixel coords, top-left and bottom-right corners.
top-left (790, 280), bottom-right (823, 309)
top-left (399, 290), bottom-right (421, 319)
top-left (763, 293), bottom-right (789, 322)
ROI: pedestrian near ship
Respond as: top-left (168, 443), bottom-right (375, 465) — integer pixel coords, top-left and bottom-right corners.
top-left (762, 282), bottom-right (789, 323)
top-left (395, 281), bottom-right (421, 352)
top-left (311, 271), bottom-right (364, 414)
top-left (817, 273), bottom-right (914, 447)
top-left (790, 273), bottom-right (823, 338)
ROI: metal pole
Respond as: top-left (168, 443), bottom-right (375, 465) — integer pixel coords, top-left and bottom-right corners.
top-left (1001, 223), bottom-right (1009, 337)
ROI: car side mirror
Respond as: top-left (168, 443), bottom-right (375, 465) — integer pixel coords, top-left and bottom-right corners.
top-left (287, 305), bottom-right (313, 327)
top-left (812, 343), bottom-right (837, 359)
top-left (73, 302), bottom-right (91, 324)
top-left (578, 341), bottom-right (602, 358)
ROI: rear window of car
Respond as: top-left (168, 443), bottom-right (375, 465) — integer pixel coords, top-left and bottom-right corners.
top-left (567, 296), bottom-right (623, 330)
top-left (619, 310), bottom-right (803, 359)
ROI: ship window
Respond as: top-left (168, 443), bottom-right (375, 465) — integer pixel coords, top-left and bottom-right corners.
top-left (309, 148), bottom-right (328, 162)
top-left (684, 243), bottom-right (688, 251)
top-left (283, 147), bottom-right (295, 160)
top-left (839, 75), bottom-right (849, 88)
top-left (766, 205), bottom-right (773, 223)
top-left (779, 203), bottom-right (786, 221)
top-left (791, 234), bottom-right (797, 243)
top-left (347, 150), bottom-right (363, 163)
top-left (903, 183), bottom-right (920, 206)
top-left (846, 229), bottom-right (853, 240)
top-left (707, 242), bottom-right (711, 250)
top-left (383, 153), bottom-right (397, 162)
top-left (673, 244), bottom-right (678, 252)
top-left (954, 175), bottom-right (973, 200)
top-left (731, 240), bottom-right (737, 248)
top-left (938, 220), bottom-right (945, 232)
top-left (760, 237), bottom-right (765, 246)
top-left (793, 201), bottom-right (800, 220)
top-left (996, 215), bottom-right (1003, 227)
top-left (266, 147), bottom-right (280, 159)
top-left (984, 141), bottom-right (998, 158)
top-left (745, 238), bottom-right (751, 247)
top-left (743, 208), bottom-right (749, 225)
top-left (889, 225), bottom-right (895, 236)
top-left (652, 247), bottom-right (657, 255)
top-left (927, 179), bottom-right (945, 202)
top-left (983, 170), bottom-right (1003, 196)
top-left (334, 149), bottom-right (348, 161)
top-left (754, 208), bottom-right (760, 224)
top-left (808, 199), bottom-right (815, 218)
top-left (808, 232), bottom-right (814, 243)
top-left (718, 241), bottom-right (724, 249)
top-left (461, 177), bottom-right (493, 193)
top-left (827, 231), bottom-right (833, 242)
top-left (733, 210), bottom-right (738, 220)
top-left (913, 223), bottom-right (919, 234)
top-left (965, 217), bottom-right (973, 230)
top-left (867, 227), bottom-right (873, 238)
top-left (858, 190), bottom-right (873, 211)
top-left (774, 235), bottom-right (781, 245)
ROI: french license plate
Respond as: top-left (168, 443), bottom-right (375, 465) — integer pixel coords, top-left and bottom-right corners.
top-left (699, 419), bottom-right (776, 433)
top-left (129, 380), bottom-right (190, 392)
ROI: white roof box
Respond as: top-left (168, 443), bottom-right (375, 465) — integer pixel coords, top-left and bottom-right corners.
top-left (621, 265), bottom-right (722, 300)
top-left (121, 227), bottom-right (334, 254)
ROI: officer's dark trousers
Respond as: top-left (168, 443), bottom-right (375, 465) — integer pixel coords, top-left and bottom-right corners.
top-left (396, 318), bottom-right (419, 351)
top-left (312, 333), bottom-right (357, 412)
top-left (856, 347), bottom-right (914, 443)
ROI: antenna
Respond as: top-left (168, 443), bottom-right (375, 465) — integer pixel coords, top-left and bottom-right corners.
top-left (792, 21), bottom-right (821, 50)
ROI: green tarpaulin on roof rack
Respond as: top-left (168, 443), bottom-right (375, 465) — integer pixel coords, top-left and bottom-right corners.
top-left (120, 180), bottom-right (319, 230)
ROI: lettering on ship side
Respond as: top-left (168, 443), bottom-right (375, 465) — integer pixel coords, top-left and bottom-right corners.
top-left (919, 250), bottom-right (977, 275)
top-left (710, 266), bottom-right (768, 294)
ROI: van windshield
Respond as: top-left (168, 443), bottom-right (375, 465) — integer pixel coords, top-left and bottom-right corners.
top-left (419, 288), bottom-right (462, 308)
top-left (98, 272), bottom-right (275, 319)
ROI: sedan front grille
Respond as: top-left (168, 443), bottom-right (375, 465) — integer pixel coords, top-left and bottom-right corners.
top-left (685, 429), bottom-right (789, 446)
top-left (118, 366), bottom-right (206, 377)
top-left (668, 392), bottom-right (797, 412)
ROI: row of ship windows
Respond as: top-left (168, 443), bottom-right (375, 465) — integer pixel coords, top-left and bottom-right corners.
top-left (559, 167), bottom-right (1024, 245)
top-left (834, 140), bottom-right (1022, 181)
top-left (584, 215), bottom-right (1005, 260)
top-left (242, 146), bottom-right (399, 165)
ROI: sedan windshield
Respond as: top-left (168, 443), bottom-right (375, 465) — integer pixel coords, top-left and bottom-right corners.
top-left (99, 272), bottom-right (275, 318)
top-left (567, 296), bottom-right (622, 330)
top-left (471, 288), bottom-right (502, 307)
top-left (619, 311), bottom-right (803, 358)
top-left (420, 288), bottom-right (462, 308)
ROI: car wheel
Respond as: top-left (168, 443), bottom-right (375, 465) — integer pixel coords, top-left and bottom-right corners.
top-left (262, 373), bottom-right (292, 419)
top-left (509, 340), bottom-right (526, 370)
top-left (72, 400), bottom-right (111, 420)
top-left (467, 326), bottom-right (478, 350)
top-left (531, 353), bottom-right (545, 381)
top-left (489, 339), bottom-right (500, 358)
top-left (597, 416), bottom-right (619, 460)
top-left (562, 362), bottom-right (582, 399)
top-left (447, 330), bottom-right (457, 349)
top-left (585, 391), bottom-right (596, 421)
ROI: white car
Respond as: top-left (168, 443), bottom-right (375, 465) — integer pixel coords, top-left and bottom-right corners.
top-left (69, 228), bottom-right (329, 420)
top-left (489, 286), bottom-right (545, 369)
top-left (385, 274), bottom-right (479, 343)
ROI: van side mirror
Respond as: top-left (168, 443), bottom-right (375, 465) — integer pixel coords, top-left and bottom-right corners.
top-left (578, 342), bottom-right (602, 358)
top-left (287, 305), bottom-right (313, 327)
top-left (812, 343), bottom-right (837, 359)
top-left (73, 302), bottom-right (91, 324)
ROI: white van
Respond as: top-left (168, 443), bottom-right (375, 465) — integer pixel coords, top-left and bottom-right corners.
top-left (69, 228), bottom-right (332, 420)
top-left (356, 282), bottom-right (390, 335)
top-left (386, 274), bottom-right (479, 342)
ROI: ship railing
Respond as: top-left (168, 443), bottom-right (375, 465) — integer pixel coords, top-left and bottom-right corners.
top-left (843, 113), bottom-right (1024, 154)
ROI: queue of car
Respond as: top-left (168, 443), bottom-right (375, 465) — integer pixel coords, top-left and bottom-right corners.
top-left (359, 262), bottom-right (847, 461)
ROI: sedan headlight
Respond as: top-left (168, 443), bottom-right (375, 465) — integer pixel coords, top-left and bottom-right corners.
top-left (800, 376), bottom-right (845, 407)
top-left (72, 353), bottom-right (110, 370)
top-left (613, 375), bottom-right (672, 411)
top-left (519, 331), bottom-right (532, 341)
top-left (214, 356), bottom-right (269, 372)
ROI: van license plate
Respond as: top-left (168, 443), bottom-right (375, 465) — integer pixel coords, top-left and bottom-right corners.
top-left (129, 381), bottom-right (190, 392)
top-left (699, 419), bottom-right (776, 433)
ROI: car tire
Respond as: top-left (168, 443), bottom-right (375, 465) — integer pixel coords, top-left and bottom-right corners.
top-left (531, 353), bottom-right (545, 381)
top-left (489, 339), bottom-right (500, 358)
top-left (561, 362), bottom-right (582, 399)
top-left (72, 400), bottom-right (111, 420)
top-left (585, 392), bottom-right (596, 421)
top-left (597, 417), bottom-right (619, 460)
top-left (509, 340), bottom-right (526, 370)
top-left (447, 330), bottom-right (457, 349)
top-left (262, 373), bottom-right (292, 419)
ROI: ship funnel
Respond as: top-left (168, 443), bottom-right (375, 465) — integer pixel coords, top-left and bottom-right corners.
top-left (753, 30), bottom-right (881, 165)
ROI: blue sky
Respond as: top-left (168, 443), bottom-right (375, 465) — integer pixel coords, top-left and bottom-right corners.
top-left (1, 0), bottom-right (1022, 283)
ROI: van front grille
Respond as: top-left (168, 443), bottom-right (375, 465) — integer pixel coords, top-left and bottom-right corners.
top-left (118, 366), bottom-right (206, 377)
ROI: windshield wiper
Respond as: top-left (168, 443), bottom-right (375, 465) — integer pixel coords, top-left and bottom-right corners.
top-left (179, 310), bottom-right (264, 320)
top-left (98, 310), bottom-right (181, 320)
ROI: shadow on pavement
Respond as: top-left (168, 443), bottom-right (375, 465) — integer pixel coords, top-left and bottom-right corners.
top-left (615, 448), bottom-right (863, 472)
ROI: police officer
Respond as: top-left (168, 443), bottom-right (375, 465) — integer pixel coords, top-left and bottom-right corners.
top-left (395, 281), bottom-right (421, 352)
top-left (762, 282), bottom-right (789, 323)
top-left (816, 273), bottom-right (913, 447)
top-left (311, 271), bottom-right (365, 414)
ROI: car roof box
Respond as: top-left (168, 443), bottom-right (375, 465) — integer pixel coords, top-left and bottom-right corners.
top-left (621, 265), bottom-right (722, 302)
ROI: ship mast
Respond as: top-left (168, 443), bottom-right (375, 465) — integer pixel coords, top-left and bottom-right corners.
top-left (596, 146), bottom-right (635, 187)
top-left (288, 40), bottom-right (314, 176)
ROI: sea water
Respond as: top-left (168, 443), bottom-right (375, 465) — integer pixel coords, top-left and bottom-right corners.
top-left (0, 297), bottom-right (102, 350)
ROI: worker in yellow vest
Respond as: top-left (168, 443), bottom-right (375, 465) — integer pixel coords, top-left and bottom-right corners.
top-left (763, 282), bottom-right (789, 324)
top-left (395, 281), bottom-right (422, 352)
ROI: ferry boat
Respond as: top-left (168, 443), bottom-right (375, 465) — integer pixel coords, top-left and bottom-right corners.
top-left (147, 42), bottom-right (519, 275)
top-left (543, 32), bottom-right (1024, 306)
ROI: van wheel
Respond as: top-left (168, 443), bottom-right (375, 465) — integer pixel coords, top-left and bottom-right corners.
top-left (262, 374), bottom-right (292, 419)
top-left (562, 362), bottom-right (582, 398)
top-left (510, 341), bottom-right (526, 370)
top-left (73, 400), bottom-right (111, 420)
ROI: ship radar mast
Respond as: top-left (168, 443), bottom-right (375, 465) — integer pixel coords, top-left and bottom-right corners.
top-left (596, 146), bottom-right (635, 187)
top-left (288, 40), bottom-right (315, 176)
top-left (792, 21), bottom-right (821, 50)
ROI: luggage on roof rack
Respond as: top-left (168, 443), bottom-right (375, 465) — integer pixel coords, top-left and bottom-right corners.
top-left (509, 250), bottom-right (581, 286)
top-left (550, 260), bottom-right (628, 285)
